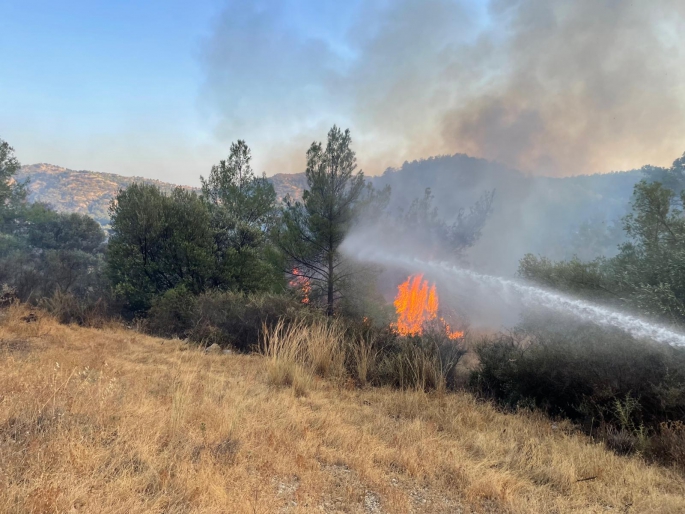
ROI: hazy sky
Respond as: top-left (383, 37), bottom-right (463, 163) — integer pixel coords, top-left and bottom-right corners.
top-left (2, 0), bottom-right (684, 184)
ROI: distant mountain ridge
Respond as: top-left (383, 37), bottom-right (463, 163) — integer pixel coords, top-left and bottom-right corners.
top-left (16, 164), bottom-right (308, 226)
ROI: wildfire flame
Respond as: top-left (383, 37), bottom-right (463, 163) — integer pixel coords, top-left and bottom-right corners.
top-left (393, 274), bottom-right (464, 339)
top-left (289, 268), bottom-right (311, 304)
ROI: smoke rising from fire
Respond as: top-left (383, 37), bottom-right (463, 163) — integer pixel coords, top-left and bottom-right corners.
top-left (201, 0), bottom-right (685, 176)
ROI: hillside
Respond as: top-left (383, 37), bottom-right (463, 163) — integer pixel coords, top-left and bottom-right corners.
top-left (373, 154), bottom-right (643, 273)
top-left (16, 164), bottom-right (197, 226)
top-left (16, 164), bottom-right (308, 226)
top-left (1, 305), bottom-right (684, 513)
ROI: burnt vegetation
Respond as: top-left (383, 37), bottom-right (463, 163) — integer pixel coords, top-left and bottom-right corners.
top-left (4, 132), bottom-right (685, 474)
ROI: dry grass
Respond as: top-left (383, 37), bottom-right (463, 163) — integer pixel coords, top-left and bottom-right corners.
top-left (261, 319), bottom-right (346, 394)
top-left (1, 305), bottom-right (684, 513)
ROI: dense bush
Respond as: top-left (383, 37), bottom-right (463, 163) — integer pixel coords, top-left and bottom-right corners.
top-left (190, 291), bottom-right (311, 351)
top-left (472, 315), bottom-right (685, 429)
top-left (471, 313), bottom-right (685, 469)
top-left (145, 285), bottom-right (199, 338)
top-left (145, 289), bottom-right (311, 351)
top-left (0, 203), bottom-right (107, 304)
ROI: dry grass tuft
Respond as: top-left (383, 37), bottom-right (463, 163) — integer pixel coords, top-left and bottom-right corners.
top-left (261, 319), bottom-right (346, 395)
top-left (1, 305), bottom-right (684, 513)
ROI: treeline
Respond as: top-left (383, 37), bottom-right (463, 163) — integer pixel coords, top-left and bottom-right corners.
top-left (0, 128), bottom-right (491, 333)
top-left (0, 140), bottom-right (107, 321)
top-left (0, 129), bottom-right (378, 326)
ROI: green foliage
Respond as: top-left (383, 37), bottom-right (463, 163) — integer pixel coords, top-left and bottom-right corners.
top-left (518, 254), bottom-right (613, 302)
top-left (201, 140), bottom-right (282, 293)
top-left (471, 315), bottom-right (685, 433)
top-left (520, 152), bottom-right (685, 323)
top-left (277, 126), bottom-right (389, 314)
top-left (189, 291), bottom-right (310, 351)
top-left (21, 202), bottom-right (105, 253)
top-left (0, 194), bottom-right (107, 304)
top-left (641, 151), bottom-right (685, 193)
top-left (146, 285), bottom-right (199, 338)
top-left (0, 138), bottom-right (27, 225)
top-left (107, 183), bottom-right (215, 314)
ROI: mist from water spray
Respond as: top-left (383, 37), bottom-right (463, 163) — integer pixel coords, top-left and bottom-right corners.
top-left (349, 245), bottom-right (685, 348)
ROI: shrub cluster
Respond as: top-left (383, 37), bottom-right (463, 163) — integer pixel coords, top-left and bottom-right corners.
top-left (470, 313), bottom-right (685, 470)
top-left (146, 287), bottom-right (310, 351)
top-left (147, 289), bottom-right (467, 392)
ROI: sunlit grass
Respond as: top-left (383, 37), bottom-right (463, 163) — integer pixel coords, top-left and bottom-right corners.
top-left (1, 305), bottom-right (684, 513)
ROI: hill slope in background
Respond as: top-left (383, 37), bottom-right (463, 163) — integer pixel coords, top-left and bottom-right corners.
top-left (16, 164), bottom-right (197, 226)
top-left (18, 156), bottom-right (644, 273)
top-left (16, 164), bottom-right (308, 226)
top-left (2, 305), bottom-right (684, 513)
top-left (372, 154), bottom-right (643, 274)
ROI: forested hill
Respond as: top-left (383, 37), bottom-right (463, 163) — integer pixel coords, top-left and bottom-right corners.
top-left (18, 157), bottom-right (645, 271)
top-left (372, 154), bottom-right (644, 273)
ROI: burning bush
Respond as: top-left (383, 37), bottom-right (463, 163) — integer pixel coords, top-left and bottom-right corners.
top-left (392, 274), bottom-right (464, 340)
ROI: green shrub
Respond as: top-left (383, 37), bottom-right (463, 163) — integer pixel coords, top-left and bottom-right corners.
top-left (146, 286), bottom-right (198, 338)
top-left (471, 314), bottom-right (685, 435)
top-left (189, 291), bottom-right (311, 351)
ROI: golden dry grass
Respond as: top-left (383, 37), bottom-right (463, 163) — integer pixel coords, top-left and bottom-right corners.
top-left (1, 305), bottom-right (684, 513)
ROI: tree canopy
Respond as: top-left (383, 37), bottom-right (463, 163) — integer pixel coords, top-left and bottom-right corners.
top-left (277, 126), bottom-right (388, 315)
top-left (200, 140), bottom-right (281, 293)
top-left (107, 184), bottom-right (215, 314)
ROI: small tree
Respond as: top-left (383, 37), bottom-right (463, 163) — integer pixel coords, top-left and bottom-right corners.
top-left (278, 126), bottom-right (387, 315)
top-left (0, 138), bottom-right (27, 226)
top-left (107, 184), bottom-right (215, 314)
top-left (401, 187), bottom-right (494, 259)
top-left (201, 140), bottom-right (281, 292)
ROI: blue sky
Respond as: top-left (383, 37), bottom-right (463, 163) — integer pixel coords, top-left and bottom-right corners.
top-left (2, 1), bottom-right (684, 184)
top-left (1, 0), bottom-right (224, 183)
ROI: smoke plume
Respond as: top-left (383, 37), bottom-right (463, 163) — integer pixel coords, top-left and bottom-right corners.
top-left (200, 0), bottom-right (685, 175)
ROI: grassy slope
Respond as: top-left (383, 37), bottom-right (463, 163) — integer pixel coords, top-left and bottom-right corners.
top-left (1, 307), bottom-right (684, 513)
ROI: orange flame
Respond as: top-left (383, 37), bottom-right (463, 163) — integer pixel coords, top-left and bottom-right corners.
top-left (289, 268), bottom-right (311, 304)
top-left (442, 319), bottom-right (465, 340)
top-left (393, 274), bottom-right (464, 339)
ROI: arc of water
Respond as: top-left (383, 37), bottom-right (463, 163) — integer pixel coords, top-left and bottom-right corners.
top-left (354, 248), bottom-right (685, 347)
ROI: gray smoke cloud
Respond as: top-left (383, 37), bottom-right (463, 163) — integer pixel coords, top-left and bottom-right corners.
top-left (200, 0), bottom-right (685, 176)
top-left (443, 0), bottom-right (685, 175)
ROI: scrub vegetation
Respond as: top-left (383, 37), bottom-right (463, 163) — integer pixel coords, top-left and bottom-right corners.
top-left (3, 133), bottom-right (685, 510)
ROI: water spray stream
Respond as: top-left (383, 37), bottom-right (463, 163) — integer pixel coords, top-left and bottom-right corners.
top-left (353, 247), bottom-right (685, 347)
